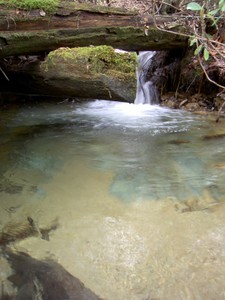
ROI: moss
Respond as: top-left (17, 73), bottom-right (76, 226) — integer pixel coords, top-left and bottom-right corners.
top-left (42, 45), bottom-right (137, 80)
top-left (60, 1), bottom-right (136, 15)
top-left (0, 0), bottom-right (137, 14)
top-left (0, 0), bottom-right (59, 12)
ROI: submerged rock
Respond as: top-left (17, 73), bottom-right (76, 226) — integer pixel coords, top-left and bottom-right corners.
top-left (3, 249), bottom-right (102, 300)
top-left (0, 217), bottom-right (59, 246)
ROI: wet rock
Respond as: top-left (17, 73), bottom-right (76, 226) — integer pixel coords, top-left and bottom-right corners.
top-left (162, 98), bottom-right (178, 109)
top-left (168, 139), bottom-right (190, 145)
top-left (145, 49), bottom-right (183, 95)
top-left (211, 163), bottom-right (225, 169)
top-left (183, 102), bottom-right (200, 112)
top-left (202, 133), bottom-right (225, 141)
top-left (173, 196), bottom-right (221, 213)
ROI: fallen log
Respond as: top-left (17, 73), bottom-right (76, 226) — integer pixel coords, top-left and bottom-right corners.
top-left (0, 1), bottom-right (188, 58)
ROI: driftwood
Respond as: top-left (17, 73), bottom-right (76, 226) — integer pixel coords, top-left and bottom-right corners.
top-left (0, 1), bottom-right (188, 58)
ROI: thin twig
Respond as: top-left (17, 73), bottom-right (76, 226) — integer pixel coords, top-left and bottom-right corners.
top-left (151, 14), bottom-right (225, 46)
top-left (152, 14), bottom-right (192, 39)
top-left (161, 1), bottom-right (182, 12)
top-left (197, 55), bottom-right (225, 89)
top-left (216, 100), bottom-right (225, 122)
top-left (208, 39), bottom-right (225, 60)
top-left (0, 66), bottom-right (9, 81)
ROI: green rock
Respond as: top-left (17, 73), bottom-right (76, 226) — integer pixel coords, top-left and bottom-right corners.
top-left (40, 45), bottom-right (137, 102)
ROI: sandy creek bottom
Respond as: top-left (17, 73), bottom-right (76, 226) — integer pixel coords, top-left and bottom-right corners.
top-left (0, 100), bottom-right (225, 299)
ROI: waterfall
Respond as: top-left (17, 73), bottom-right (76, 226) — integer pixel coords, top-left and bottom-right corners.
top-left (134, 51), bottom-right (159, 105)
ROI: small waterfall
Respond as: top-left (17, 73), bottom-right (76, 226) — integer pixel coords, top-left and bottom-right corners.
top-left (134, 51), bottom-right (159, 105)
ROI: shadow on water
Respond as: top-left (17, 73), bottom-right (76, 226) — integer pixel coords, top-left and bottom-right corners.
top-left (1, 248), bottom-right (101, 300)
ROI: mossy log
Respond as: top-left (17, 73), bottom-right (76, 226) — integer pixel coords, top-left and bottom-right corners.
top-left (0, 1), bottom-right (188, 58)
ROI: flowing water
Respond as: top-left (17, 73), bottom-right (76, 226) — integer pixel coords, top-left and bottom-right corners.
top-left (0, 99), bottom-right (225, 299)
top-left (135, 52), bottom-right (159, 105)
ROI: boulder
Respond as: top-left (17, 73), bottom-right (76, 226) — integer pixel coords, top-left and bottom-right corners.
top-left (40, 46), bottom-right (136, 102)
top-left (1, 46), bottom-right (137, 102)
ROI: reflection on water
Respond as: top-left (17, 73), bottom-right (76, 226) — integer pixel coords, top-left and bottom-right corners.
top-left (0, 100), bottom-right (225, 299)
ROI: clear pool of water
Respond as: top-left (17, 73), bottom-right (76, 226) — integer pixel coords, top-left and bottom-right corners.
top-left (0, 100), bottom-right (225, 299)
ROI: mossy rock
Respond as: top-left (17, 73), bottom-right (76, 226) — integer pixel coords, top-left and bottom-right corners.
top-left (40, 46), bottom-right (137, 102)
top-left (41, 45), bottom-right (136, 78)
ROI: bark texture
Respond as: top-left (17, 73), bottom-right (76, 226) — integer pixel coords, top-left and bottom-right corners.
top-left (0, 1), bottom-right (188, 58)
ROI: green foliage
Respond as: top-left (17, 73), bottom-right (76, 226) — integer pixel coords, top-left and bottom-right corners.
top-left (186, 0), bottom-right (225, 91)
top-left (187, 2), bottom-right (202, 11)
top-left (187, 0), bottom-right (225, 20)
top-left (187, 0), bottom-right (225, 62)
top-left (194, 44), bottom-right (203, 55)
top-left (209, 0), bottom-right (225, 14)
top-left (189, 37), bottom-right (197, 46)
top-left (0, 0), bottom-right (59, 12)
top-left (189, 37), bottom-right (210, 61)
top-left (203, 47), bottom-right (209, 60)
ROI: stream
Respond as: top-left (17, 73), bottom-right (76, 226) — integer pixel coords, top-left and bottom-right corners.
top-left (0, 99), bottom-right (225, 299)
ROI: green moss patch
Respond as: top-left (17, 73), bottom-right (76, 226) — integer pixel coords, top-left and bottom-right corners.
top-left (42, 45), bottom-right (137, 79)
top-left (0, 0), bottom-right (59, 12)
